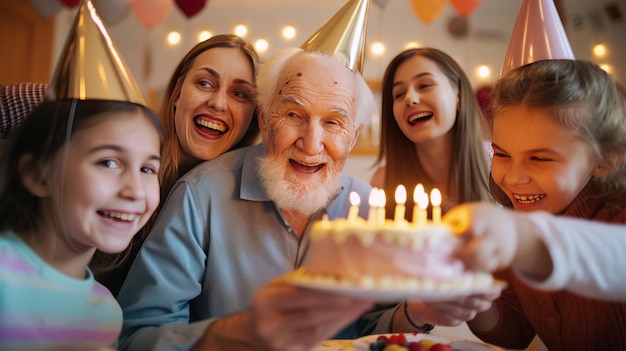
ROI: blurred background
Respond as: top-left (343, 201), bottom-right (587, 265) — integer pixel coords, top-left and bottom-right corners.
top-left (1, 0), bottom-right (624, 182)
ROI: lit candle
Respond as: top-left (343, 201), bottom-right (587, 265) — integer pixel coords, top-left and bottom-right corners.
top-left (347, 191), bottom-right (360, 223)
top-left (368, 188), bottom-right (378, 225)
top-left (377, 188), bottom-right (386, 225)
top-left (394, 185), bottom-right (406, 224)
top-left (414, 184), bottom-right (429, 227)
top-left (431, 188), bottom-right (442, 224)
top-left (412, 184), bottom-right (423, 225)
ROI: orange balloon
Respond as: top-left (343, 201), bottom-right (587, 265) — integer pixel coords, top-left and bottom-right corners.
top-left (450, 0), bottom-right (483, 17)
top-left (410, 0), bottom-right (446, 24)
top-left (132, 0), bottom-right (172, 30)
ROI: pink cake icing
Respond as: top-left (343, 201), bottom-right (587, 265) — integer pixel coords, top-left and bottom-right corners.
top-left (299, 216), bottom-right (493, 291)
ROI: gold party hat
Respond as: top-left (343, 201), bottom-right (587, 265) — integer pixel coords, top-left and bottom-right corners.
top-left (500, 0), bottom-right (575, 76)
top-left (47, 0), bottom-right (146, 105)
top-left (300, 0), bottom-right (370, 74)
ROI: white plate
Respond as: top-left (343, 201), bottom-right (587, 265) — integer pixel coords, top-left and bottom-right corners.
top-left (285, 274), bottom-right (506, 302)
top-left (352, 333), bottom-right (505, 351)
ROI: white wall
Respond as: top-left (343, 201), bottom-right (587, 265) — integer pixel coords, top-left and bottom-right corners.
top-left (344, 154), bottom-right (377, 184)
top-left (52, 1), bottom-right (625, 97)
top-left (50, 0), bottom-right (625, 189)
top-left (52, 0), bottom-right (520, 93)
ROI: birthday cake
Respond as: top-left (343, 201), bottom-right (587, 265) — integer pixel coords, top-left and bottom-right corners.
top-left (296, 215), bottom-right (494, 292)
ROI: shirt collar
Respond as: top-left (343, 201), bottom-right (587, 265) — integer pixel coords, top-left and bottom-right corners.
top-left (240, 143), bottom-right (271, 202)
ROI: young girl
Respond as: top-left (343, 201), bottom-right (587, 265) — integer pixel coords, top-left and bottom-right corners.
top-left (0, 99), bottom-right (163, 349)
top-left (465, 59), bottom-right (626, 350)
top-left (371, 47), bottom-right (491, 218)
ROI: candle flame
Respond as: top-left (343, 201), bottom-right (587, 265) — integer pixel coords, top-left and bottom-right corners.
top-left (431, 188), bottom-right (442, 207)
top-left (377, 188), bottom-right (386, 207)
top-left (369, 188), bottom-right (378, 206)
top-left (417, 192), bottom-right (429, 209)
top-left (395, 185), bottom-right (407, 204)
top-left (349, 191), bottom-right (361, 206)
top-left (413, 183), bottom-right (425, 202)
top-left (414, 183), bottom-right (428, 209)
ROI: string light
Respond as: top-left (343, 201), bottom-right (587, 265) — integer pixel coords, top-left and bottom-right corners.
top-left (167, 31), bottom-right (181, 46)
top-left (476, 65), bottom-right (491, 79)
top-left (255, 39), bottom-right (269, 53)
top-left (198, 31), bottom-right (212, 42)
top-left (234, 24), bottom-right (248, 37)
top-left (593, 44), bottom-right (606, 58)
top-left (371, 41), bottom-right (385, 56)
top-left (599, 64), bottom-right (612, 74)
top-left (282, 26), bottom-right (296, 40)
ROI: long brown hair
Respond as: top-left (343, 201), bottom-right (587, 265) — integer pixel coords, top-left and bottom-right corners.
top-left (159, 34), bottom-right (260, 200)
top-left (374, 48), bottom-right (491, 219)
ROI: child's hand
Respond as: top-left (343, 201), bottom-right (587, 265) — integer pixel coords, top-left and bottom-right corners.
top-left (443, 202), bottom-right (518, 273)
top-left (444, 202), bottom-right (553, 281)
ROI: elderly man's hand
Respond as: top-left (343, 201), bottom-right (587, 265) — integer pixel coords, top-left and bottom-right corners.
top-left (250, 276), bottom-right (374, 351)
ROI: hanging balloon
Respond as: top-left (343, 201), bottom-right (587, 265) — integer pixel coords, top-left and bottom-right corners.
top-left (132, 0), bottom-right (172, 30)
top-left (92, 0), bottom-right (131, 25)
top-left (59, 0), bottom-right (80, 8)
top-left (410, 0), bottom-right (446, 24)
top-left (450, 0), bottom-right (483, 17)
top-left (175, 0), bottom-right (208, 18)
top-left (29, 0), bottom-right (64, 18)
top-left (373, 0), bottom-right (389, 10)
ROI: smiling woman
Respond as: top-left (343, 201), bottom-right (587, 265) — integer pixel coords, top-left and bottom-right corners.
top-left (92, 34), bottom-right (262, 297)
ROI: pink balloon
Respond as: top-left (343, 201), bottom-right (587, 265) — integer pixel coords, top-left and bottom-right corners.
top-left (93, 0), bottom-right (131, 25)
top-left (450, 0), bottom-right (482, 17)
top-left (132, 0), bottom-right (172, 30)
top-left (59, 0), bottom-right (80, 8)
top-left (29, 0), bottom-right (64, 18)
top-left (175, 0), bottom-right (207, 18)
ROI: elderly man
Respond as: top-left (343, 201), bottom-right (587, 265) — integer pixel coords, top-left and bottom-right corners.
top-left (117, 48), bottom-right (378, 351)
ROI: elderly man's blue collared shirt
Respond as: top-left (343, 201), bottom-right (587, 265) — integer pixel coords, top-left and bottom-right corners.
top-left (117, 143), bottom-right (374, 350)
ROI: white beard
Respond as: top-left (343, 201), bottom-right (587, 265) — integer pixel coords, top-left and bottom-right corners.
top-left (257, 151), bottom-right (342, 217)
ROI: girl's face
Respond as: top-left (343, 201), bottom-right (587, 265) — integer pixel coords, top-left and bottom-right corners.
top-left (391, 55), bottom-right (459, 145)
top-left (491, 105), bottom-right (601, 214)
top-left (57, 112), bottom-right (161, 254)
top-left (174, 47), bottom-right (256, 163)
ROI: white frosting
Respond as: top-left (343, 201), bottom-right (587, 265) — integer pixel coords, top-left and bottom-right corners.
top-left (303, 217), bottom-right (494, 289)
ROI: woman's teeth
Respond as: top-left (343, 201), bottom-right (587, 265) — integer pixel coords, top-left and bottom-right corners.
top-left (197, 119), bottom-right (226, 132)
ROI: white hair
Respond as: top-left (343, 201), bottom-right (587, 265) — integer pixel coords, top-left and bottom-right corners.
top-left (256, 48), bottom-right (377, 128)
